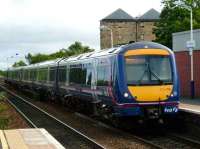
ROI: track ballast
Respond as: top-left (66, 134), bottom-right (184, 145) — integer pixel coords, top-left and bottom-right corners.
top-left (0, 85), bottom-right (105, 149)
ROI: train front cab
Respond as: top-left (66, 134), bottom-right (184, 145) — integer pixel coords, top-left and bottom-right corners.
top-left (114, 45), bottom-right (179, 120)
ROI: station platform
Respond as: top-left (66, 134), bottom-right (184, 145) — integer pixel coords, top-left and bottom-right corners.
top-left (0, 128), bottom-right (64, 149)
top-left (180, 98), bottom-right (200, 115)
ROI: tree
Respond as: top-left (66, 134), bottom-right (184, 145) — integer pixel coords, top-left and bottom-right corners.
top-left (25, 41), bottom-right (94, 64)
top-left (25, 53), bottom-right (50, 65)
top-left (12, 60), bottom-right (27, 67)
top-left (153, 0), bottom-right (200, 48)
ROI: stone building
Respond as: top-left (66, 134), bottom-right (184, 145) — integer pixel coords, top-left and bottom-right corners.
top-left (100, 8), bottom-right (160, 49)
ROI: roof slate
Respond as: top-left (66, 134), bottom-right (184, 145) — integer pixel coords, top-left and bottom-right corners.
top-left (101, 8), bottom-right (134, 21)
top-left (138, 8), bottom-right (160, 21)
top-left (101, 8), bottom-right (160, 22)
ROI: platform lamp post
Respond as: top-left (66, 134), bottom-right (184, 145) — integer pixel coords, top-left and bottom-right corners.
top-left (175, 0), bottom-right (195, 98)
top-left (100, 25), bottom-right (113, 48)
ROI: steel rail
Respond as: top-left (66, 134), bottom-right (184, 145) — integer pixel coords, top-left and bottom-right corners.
top-left (169, 133), bottom-right (200, 148)
top-left (0, 85), bottom-right (105, 149)
top-left (3, 83), bottom-right (200, 149)
top-left (0, 84), bottom-right (163, 149)
top-left (75, 113), bottom-right (200, 149)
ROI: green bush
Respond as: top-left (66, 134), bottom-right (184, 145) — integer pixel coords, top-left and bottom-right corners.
top-left (0, 117), bottom-right (9, 129)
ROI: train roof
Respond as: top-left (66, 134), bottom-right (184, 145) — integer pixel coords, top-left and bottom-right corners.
top-left (8, 42), bottom-right (172, 71)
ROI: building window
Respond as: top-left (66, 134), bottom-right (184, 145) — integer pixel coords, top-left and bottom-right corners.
top-left (140, 23), bottom-right (144, 27)
top-left (140, 34), bottom-right (144, 40)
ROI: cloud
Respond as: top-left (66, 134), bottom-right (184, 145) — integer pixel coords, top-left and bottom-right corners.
top-left (0, 0), bottom-right (162, 69)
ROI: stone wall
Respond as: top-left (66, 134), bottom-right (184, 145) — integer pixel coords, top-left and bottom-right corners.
top-left (100, 21), bottom-right (136, 49)
top-left (100, 21), bottom-right (157, 49)
top-left (137, 22), bottom-right (156, 41)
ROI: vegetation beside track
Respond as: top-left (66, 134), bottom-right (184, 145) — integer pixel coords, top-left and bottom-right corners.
top-left (0, 91), bottom-right (9, 129)
top-left (0, 91), bottom-right (29, 129)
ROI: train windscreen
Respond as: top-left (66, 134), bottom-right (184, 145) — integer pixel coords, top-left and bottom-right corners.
top-left (125, 55), bottom-right (172, 85)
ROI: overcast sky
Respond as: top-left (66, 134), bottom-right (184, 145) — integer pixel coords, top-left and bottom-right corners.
top-left (0, 0), bottom-right (162, 69)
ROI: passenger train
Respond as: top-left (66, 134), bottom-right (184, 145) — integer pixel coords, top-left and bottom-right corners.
top-left (5, 42), bottom-right (179, 121)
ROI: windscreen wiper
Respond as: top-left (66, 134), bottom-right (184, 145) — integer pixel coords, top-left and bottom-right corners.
top-left (149, 68), bottom-right (164, 84)
top-left (136, 63), bottom-right (149, 85)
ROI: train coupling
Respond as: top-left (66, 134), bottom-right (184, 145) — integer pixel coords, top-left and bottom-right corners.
top-left (146, 108), bottom-right (160, 119)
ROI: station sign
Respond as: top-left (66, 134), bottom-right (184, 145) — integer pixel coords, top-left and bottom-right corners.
top-left (186, 40), bottom-right (195, 49)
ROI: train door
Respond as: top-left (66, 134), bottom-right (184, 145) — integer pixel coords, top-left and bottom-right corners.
top-left (91, 58), bottom-right (98, 102)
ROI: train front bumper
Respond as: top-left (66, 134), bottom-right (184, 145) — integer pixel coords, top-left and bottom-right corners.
top-left (113, 102), bottom-right (179, 118)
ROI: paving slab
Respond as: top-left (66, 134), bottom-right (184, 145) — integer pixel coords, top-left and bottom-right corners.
top-left (180, 98), bottom-right (200, 115)
top-left (0, 129), bottom-right (64, 149)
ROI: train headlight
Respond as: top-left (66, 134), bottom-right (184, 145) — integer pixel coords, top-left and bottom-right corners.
top-left (124, 92), bottom-right (129, 98)
top-left (170, 91), bottom-right (177, 97)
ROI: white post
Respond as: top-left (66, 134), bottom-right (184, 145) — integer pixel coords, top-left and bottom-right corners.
top-left (175, 1), bottom-right (195, 98)
top-left (110, 29), bottom-right (113, 48)
top-left (190, 8), bottom-right (194, 98)
top-left (190, 9), bottom-right (193, 81)
top-left (190, 9), bottom-right (193, 41)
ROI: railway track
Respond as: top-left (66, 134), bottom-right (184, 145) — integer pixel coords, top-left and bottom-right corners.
top-left (76, 112), bottom-right (200, 149)
top-left (0, 85), bottom-right (105, 149)
top-left (140, 133), bottom-right (200, 149)
top-left (2, 84), bottom-right (200, 149)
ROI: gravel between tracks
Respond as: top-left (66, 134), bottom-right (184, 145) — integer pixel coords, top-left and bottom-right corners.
top-left (26, 101), bottom-right (151, 149)
top-left (6, 89), bottom-right (151, 149)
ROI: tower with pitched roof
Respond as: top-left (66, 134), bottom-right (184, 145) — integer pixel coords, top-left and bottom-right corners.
top-left (100, 8), bottom-right (160, 49)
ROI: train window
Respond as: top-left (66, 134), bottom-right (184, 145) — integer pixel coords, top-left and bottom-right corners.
top-left (13, 71), bottom-right (15, 79)
top-left (97, 65), bottom-right (111, 86)
top-left (126, 57), bottom-right (148, 84)
top-left (7, 71), bottom-right (10, 79)
top-left (19, 71), bottom-right (22, 80)
top-left (125, 56), bottom-right (172, 85)
top-left (80, 67), bottom-right (87, 84)
top-left (15, 71), bottom-right (17, 79)
top-left (49, 67), bottom-right (56, 82)
top-left (15, 71), bottom-right (18, 80)
top-left (23, 70), bottom-right (29, 80)
top-left (149, 57), bottom-right (172, 81)
top-left (58, 66), bottom-right (67, 83)
top-left (28, 70), bottom-right (30, 81)
top-left (30, 69), bottom-right (37, 81)
top-left (69, 64), bottom-right (86, 85)
top-left (30, 70), bottom-right (33, 81)
top-left (12, 71), bottom-right (14, 79)
top-left (38, 68), bottom-right (48, 82)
